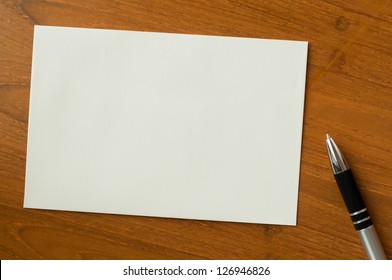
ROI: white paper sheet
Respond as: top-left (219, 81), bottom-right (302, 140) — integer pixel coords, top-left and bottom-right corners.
top-left (25, 26), bottom-right (308, 225)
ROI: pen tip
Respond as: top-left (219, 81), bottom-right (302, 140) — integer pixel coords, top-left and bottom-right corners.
top-left (326, 133), bottom-right (331, 139)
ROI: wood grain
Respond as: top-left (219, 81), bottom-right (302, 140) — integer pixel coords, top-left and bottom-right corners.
top-left (1, 0), bottom-right (392, 259)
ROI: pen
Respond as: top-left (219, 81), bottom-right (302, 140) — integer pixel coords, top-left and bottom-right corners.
top-left (326, 134), bottom-right (386, 260)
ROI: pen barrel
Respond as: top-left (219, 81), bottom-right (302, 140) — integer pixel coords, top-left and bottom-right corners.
top-left (334, 169), bottom-right (373, 230)
top-left (358, 225), bottom-right (387, 260)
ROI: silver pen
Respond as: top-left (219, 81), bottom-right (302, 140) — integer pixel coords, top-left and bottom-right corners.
top-left (326, 134), bottom-right (386, 260)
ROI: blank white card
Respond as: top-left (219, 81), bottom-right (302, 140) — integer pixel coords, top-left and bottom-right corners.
top-left (25, 26), bottom-right (308, 225)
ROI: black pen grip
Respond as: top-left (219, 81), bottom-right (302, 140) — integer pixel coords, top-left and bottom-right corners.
top-left (334, 169), bottom-right (365, 213)
top-left (334, 169), bottom-right (373, 230)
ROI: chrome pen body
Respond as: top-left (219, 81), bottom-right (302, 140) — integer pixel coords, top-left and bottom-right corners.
top-left (326, 134), bottom-right (386, 260)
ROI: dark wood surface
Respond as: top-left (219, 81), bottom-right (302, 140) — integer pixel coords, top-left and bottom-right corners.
top-left (1, 0), bottom-right (392, 259)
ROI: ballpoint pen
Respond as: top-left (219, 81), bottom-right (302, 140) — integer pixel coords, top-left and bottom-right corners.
top-left (326, 134), bottom-right (386, 260)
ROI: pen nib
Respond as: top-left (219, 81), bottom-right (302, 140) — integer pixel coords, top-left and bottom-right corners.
top-left (326, 134), bottom-right (349, 174)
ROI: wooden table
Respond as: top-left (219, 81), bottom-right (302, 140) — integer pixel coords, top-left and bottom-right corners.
top-left (1, 0), bottom-right (392, 260)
